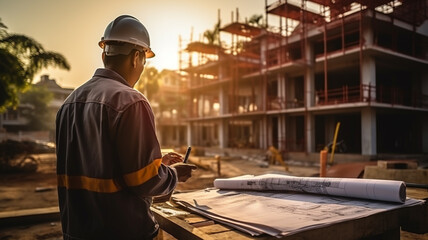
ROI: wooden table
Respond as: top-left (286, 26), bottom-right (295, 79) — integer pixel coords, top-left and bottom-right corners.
top-left (0, 189), bottom-right (426, 240)
top-left (151, 188), bottom-right (428, 240)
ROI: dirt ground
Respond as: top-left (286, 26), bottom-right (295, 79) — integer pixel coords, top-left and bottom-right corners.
top-left (0, 153), bottom-right (319, 239)
top-left (0, 154), bottom-right (319, 212)
top-left (0, 154), bottom-right (427, 240)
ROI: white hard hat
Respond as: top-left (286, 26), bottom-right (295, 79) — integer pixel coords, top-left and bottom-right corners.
top-left (99, 15), bottom-right (155, 58)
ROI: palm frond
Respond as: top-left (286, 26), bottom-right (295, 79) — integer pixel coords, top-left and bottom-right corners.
top-left (0, 34), bottom-right (44, 55)
top-left (0, 18), bottom-right (8, 37)
top-left (27, 51), bottom-right (70, 78)
top-left (249, 14), bottom-right (264, 27)
top-left (0, 48), bottom-right (28, 86)
top-left (203, 30), bottom-right (216, 44)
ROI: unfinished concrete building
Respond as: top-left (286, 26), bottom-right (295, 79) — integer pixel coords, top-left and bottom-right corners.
top-left (150, 70), bottom-right (188, 147)
top-left (180, 0), bottom-right (428, 162)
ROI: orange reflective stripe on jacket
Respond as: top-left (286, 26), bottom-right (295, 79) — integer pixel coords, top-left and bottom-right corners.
top-left (57, 158), bottom-right (162, 193)
top-left (57, 174), bottom-right (120, 193)
top-left (123, 158), bottom-right (162, 186)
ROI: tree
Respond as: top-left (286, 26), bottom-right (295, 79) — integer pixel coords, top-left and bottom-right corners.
top-left (203, 20), bottom-right (221, 46)
top-left (0, 18), bottom-right (70, 112)
top-left (136, 66), bottom-right (160, 100)
top-left (19, 86), bottom-right (53, 131)
top-left (248, 14), bottom-right (265, 28)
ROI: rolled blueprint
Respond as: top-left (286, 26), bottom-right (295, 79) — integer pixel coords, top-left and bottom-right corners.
top-left (214, 174), bottom-right (406, 203)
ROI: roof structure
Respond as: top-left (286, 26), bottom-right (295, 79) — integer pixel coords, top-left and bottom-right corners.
top-left (220, 22), bottom-right (263, 38)
top-left (185, 42), bottom-right (223, 55)
top-left (266, 1), bottom-right (325, 24)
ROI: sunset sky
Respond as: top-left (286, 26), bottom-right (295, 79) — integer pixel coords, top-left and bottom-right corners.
top-left (0, 0), bottom-right (269, 88)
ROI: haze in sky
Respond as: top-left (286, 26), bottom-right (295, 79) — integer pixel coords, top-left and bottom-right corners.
top-left (0, 0), bottom-right (267, 88)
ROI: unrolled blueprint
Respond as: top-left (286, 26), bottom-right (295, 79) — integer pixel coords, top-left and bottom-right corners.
top-left (173, 187), bottom-right (423, 237)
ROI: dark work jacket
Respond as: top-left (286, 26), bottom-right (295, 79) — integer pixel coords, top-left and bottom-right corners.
top-left (56, 68), bottom-right (177, 240)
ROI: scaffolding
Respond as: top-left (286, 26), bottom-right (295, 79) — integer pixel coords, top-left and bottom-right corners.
top-left (179, 0), bottom-right (428, 158)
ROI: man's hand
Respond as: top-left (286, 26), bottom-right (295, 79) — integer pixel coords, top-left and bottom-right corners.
top-left (170, 163), bottom-right (197, 182)
top-left (162, 152), bottom-right (183, 166)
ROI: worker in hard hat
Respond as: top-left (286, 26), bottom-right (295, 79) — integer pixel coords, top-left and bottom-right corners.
top-left (56, 15), bottom-right (196, 240)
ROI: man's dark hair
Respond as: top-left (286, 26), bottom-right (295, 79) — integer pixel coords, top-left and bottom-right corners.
top-left (104, 51), bottom-right (134, 67)
top-left (103, 42), bottom-right (145, 67)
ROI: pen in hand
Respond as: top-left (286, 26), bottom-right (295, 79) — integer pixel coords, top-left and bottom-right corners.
top-left (183, 146), bottom-right (192, 163)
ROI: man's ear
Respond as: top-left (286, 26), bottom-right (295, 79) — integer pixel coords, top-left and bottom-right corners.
top-left (132, 51), bottom-right (140, 68)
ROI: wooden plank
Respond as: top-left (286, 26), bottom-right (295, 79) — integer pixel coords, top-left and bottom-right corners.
top-left (377, 160), bottom-right (418, 169)
top-left (210, 230), bottom-right (256, 240)
top-left (185, 216), bottom-right (210, 224)
top-left (184, 215), bottom-right (215, 227)
top-left (191, 220), bottom-right (215, 228)
top-left (197, 224), bottom-right (232, 234)
top-left (364, 166), bottom-right (428, 184)
top-left (151, 204), bottom-right (215, 240)
top-left (0, 206), bottom-right (60, 228)
top-left (401, 188), bottom-right (428, 234)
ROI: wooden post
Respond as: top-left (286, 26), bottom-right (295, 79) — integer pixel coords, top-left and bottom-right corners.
top-left (215, 155), bottom-right (221, 176)
top-left (320, 150), bottom-right (327, 177)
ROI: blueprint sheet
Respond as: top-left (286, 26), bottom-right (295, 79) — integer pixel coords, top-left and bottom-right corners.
top-left (173, 187), bottom-right (424, 237)
top-left (214, 174), bottom-right (406, 203)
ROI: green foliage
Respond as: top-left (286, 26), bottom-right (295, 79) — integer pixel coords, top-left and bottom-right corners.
top-left (19, 85), bottom-right (54, 131)
top-left (203, 20), bottom-right (221, 45)
top-left (248, 14), bottom-right (265, 28)
top-left (0, 18), bottom-right (70, 112)
top-left (136, 66), bottom-right (159, 100)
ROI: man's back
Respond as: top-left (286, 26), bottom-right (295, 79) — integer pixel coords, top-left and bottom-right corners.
top-left (56, 68), bottom-right (177, 240)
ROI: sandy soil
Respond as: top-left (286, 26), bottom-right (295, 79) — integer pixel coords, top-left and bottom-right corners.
top-left (0, 153), bottom-right (319, 239)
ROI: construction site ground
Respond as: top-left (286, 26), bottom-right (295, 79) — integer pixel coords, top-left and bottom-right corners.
top-left (0, 153), bottom-right (426, 240)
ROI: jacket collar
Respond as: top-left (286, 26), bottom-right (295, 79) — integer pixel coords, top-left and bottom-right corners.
top-left (93, 68), bottom-right (131, 87)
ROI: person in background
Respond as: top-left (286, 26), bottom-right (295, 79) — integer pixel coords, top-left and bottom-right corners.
top-left (56, 15), bottom-right (196, 240)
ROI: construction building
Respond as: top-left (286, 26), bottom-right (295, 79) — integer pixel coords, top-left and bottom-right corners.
top-left (179, 0), bottom-right (428, 162)
top-left (150, 70), bottom-right (189, 147)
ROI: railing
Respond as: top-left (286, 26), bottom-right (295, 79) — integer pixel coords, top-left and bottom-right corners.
top-left (268, 97), bottom-right (304, 110)
top-left (316, 84), bottom-right (428, 108)
top-left (316, 84), bottom-right (372, 105)
top-left (265, 84), bottom-right (428, 109)
top-left (266, 46), bottom-right (302, 68)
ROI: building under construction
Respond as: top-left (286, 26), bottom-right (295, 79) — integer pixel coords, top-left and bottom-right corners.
top-left (179, 0), bottom-right (428, 162)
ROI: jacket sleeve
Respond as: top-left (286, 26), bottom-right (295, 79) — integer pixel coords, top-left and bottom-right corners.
top-left (114, 100), bottom-right (177, 197)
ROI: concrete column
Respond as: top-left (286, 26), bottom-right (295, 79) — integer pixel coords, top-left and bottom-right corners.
top-left (219, 85), bottom-right (228, 115)
top-left (219, 119), bottom-right (228, 148)
top-left (362, 20), bottom-right (374, 47)
top-left (361, 108), bottom-right (377, 156)
top-left (304, 41), bottom-right (315, 153)
top-left (267, 117), bottom-right (273, 147)
top-left (361, 54), bottom-right (376, 101)
top-left (187, 122), bottom-right (192, 146)
top-left (260, 29), bottom-right (267, 69)
top-left (278, 115), bottom-right (286, 151)
top-left (305, 113), bottom-right (315, 153)
top-left (278, 73), bottom-right (286, 99)
top-left (304, 42), bottom-right (315, 108)
top-left (260, 117), bottom-right (268, 149)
